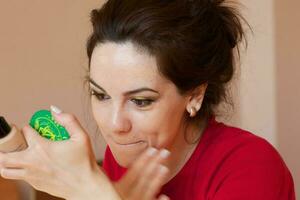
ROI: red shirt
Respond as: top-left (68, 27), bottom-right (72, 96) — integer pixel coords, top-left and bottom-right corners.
top-left (102, 117), bottom-right (295, 200)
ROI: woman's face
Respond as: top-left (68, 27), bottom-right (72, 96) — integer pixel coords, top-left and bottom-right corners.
top-left (89, 41), bottom-right (190, 167)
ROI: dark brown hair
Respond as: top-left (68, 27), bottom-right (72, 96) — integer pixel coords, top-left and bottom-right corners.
top-left (86, 0), bottom-right (248, 124)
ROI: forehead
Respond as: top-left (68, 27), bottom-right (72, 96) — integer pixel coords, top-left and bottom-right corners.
top-left (90, 41), bottom-right (170, 90)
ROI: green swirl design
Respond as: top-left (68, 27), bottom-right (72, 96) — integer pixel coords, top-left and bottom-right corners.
top-left (29, 110), bottom-right (70, 141)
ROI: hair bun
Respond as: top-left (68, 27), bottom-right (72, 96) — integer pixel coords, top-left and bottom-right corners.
top-left (189, 0), bottom-right (246, 49)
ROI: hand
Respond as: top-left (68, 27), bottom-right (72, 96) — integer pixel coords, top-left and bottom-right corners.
top-left (0, 106), bottom-right (117, 199)
top-left (114, 147), bottom-right (171, 200)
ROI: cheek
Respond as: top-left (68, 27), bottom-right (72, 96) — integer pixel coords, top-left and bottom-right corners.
top-left (91, 101), bottom-right (110, 130)
top-left (152, 120), bottom-right (180, 149)
top-left (137, 109), bottom-right (182, 148)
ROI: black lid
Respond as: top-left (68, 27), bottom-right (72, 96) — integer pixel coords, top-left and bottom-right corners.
top-left (0, 116), bottom-right (11, 139)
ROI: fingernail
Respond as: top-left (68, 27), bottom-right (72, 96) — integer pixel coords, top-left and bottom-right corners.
top-left (50, 105), bottom-right (62, 114)
top-left (146, 147), bottom-right (158, 156)
top-left (159, 149), bottom-right (170, 159)
top-left (159, 165), bottom-right (169, 174)
top-left (159, 195), bottom-right (169, 200)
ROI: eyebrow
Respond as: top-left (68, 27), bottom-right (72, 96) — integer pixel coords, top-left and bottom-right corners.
top-left (88, 78), bottom-right (159, 96)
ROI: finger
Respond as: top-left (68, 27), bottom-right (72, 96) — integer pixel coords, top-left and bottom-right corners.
top-left (1, 168), bottom-right (26, 180)
top-left (143, 165), bottom-right (169, 200)
top-left (115, 147), bottom-right (159, 198)
top-left (157, 194), bottom-right (170, 200)
top-left (120, 147), bottom-right (159, 191)
top-left (129, 149), bottom-right (170, 199)
top-left (22, 125), bottom-right (50, 147)
top-left (50, 105), bottom-right (88, 141)
top-left (0, 151), bottom-right (29, 168)
top-left (132, 148), bottom-right (169, 175)
top-left (135, 164), bottom-right (169, 200)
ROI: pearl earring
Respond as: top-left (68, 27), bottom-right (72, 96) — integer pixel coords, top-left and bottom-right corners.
top-left (189, 107), bottom-right (197, 117)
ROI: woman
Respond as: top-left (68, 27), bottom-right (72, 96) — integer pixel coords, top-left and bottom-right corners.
top-left (0, 0), bottom-right (296, 199)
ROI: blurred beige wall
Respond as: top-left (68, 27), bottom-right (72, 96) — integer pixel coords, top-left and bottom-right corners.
top-left (237, 0), bottom-right (277, 145)
top-left (0, 0), bottom-right (298, 198)
top-left (275, 0), bottom-right (300, 197)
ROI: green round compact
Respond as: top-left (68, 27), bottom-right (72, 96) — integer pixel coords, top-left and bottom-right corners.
top-left (29, 110), bottom-right (70, 141)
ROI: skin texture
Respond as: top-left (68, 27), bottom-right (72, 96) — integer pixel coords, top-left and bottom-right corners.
top-left (89, 41), bottom-right (207, 181)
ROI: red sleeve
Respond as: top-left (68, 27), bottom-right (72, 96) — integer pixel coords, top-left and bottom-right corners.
top-left (212, 138), bottom-right (295, 200)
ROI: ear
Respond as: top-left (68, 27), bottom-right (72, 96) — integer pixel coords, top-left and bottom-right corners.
top-left (186, 83), bottom-right (208, 115)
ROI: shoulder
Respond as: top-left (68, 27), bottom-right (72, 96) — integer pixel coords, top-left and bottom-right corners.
top-left (204, 119), bottom-right (290, 176)
top-left (201, 119), bottom-right (295, 199)
top-left (208, 120), bottom-right (284, 164)
top-left (203, 118), bottom-right (282, 160)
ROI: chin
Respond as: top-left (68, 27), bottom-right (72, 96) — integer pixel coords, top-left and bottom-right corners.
top-left (107, 140), bottom-right (148, 168)
top-left (111, 149), bottom-right (142, 167)
top-left (108, 141), bottom-right (148, 168)
top-left (115, 155), bottom-right (136, 167)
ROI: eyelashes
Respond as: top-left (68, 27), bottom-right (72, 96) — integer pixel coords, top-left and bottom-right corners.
top-left (90, 90), bottom-right (109, 100)
top-left (90, 89), bottom-right (155, 108)
top-left (131, 98), bottom-right (155, 107)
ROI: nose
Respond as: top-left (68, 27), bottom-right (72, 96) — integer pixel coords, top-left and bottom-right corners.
top-left (111, 106), bottom-right (132, 134)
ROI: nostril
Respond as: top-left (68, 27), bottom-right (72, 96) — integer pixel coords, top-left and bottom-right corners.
top-left (112, 123), bottom-right (132, 134)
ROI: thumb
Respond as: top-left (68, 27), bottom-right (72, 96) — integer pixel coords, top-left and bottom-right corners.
top-left (50, 105), bottom-right (88, 141)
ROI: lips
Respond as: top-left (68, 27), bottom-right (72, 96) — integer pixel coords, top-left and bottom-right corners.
top-left (113, 140), bottom-right (146, 146)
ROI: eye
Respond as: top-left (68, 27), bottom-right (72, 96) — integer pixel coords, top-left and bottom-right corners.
top-left (90, 90), bottom-right (110, 101)
top-left (131, 98), bottom-right (155, 107)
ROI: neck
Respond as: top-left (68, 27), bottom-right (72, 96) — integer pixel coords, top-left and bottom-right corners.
top-left (163, 118), bottom-right (208, 184)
